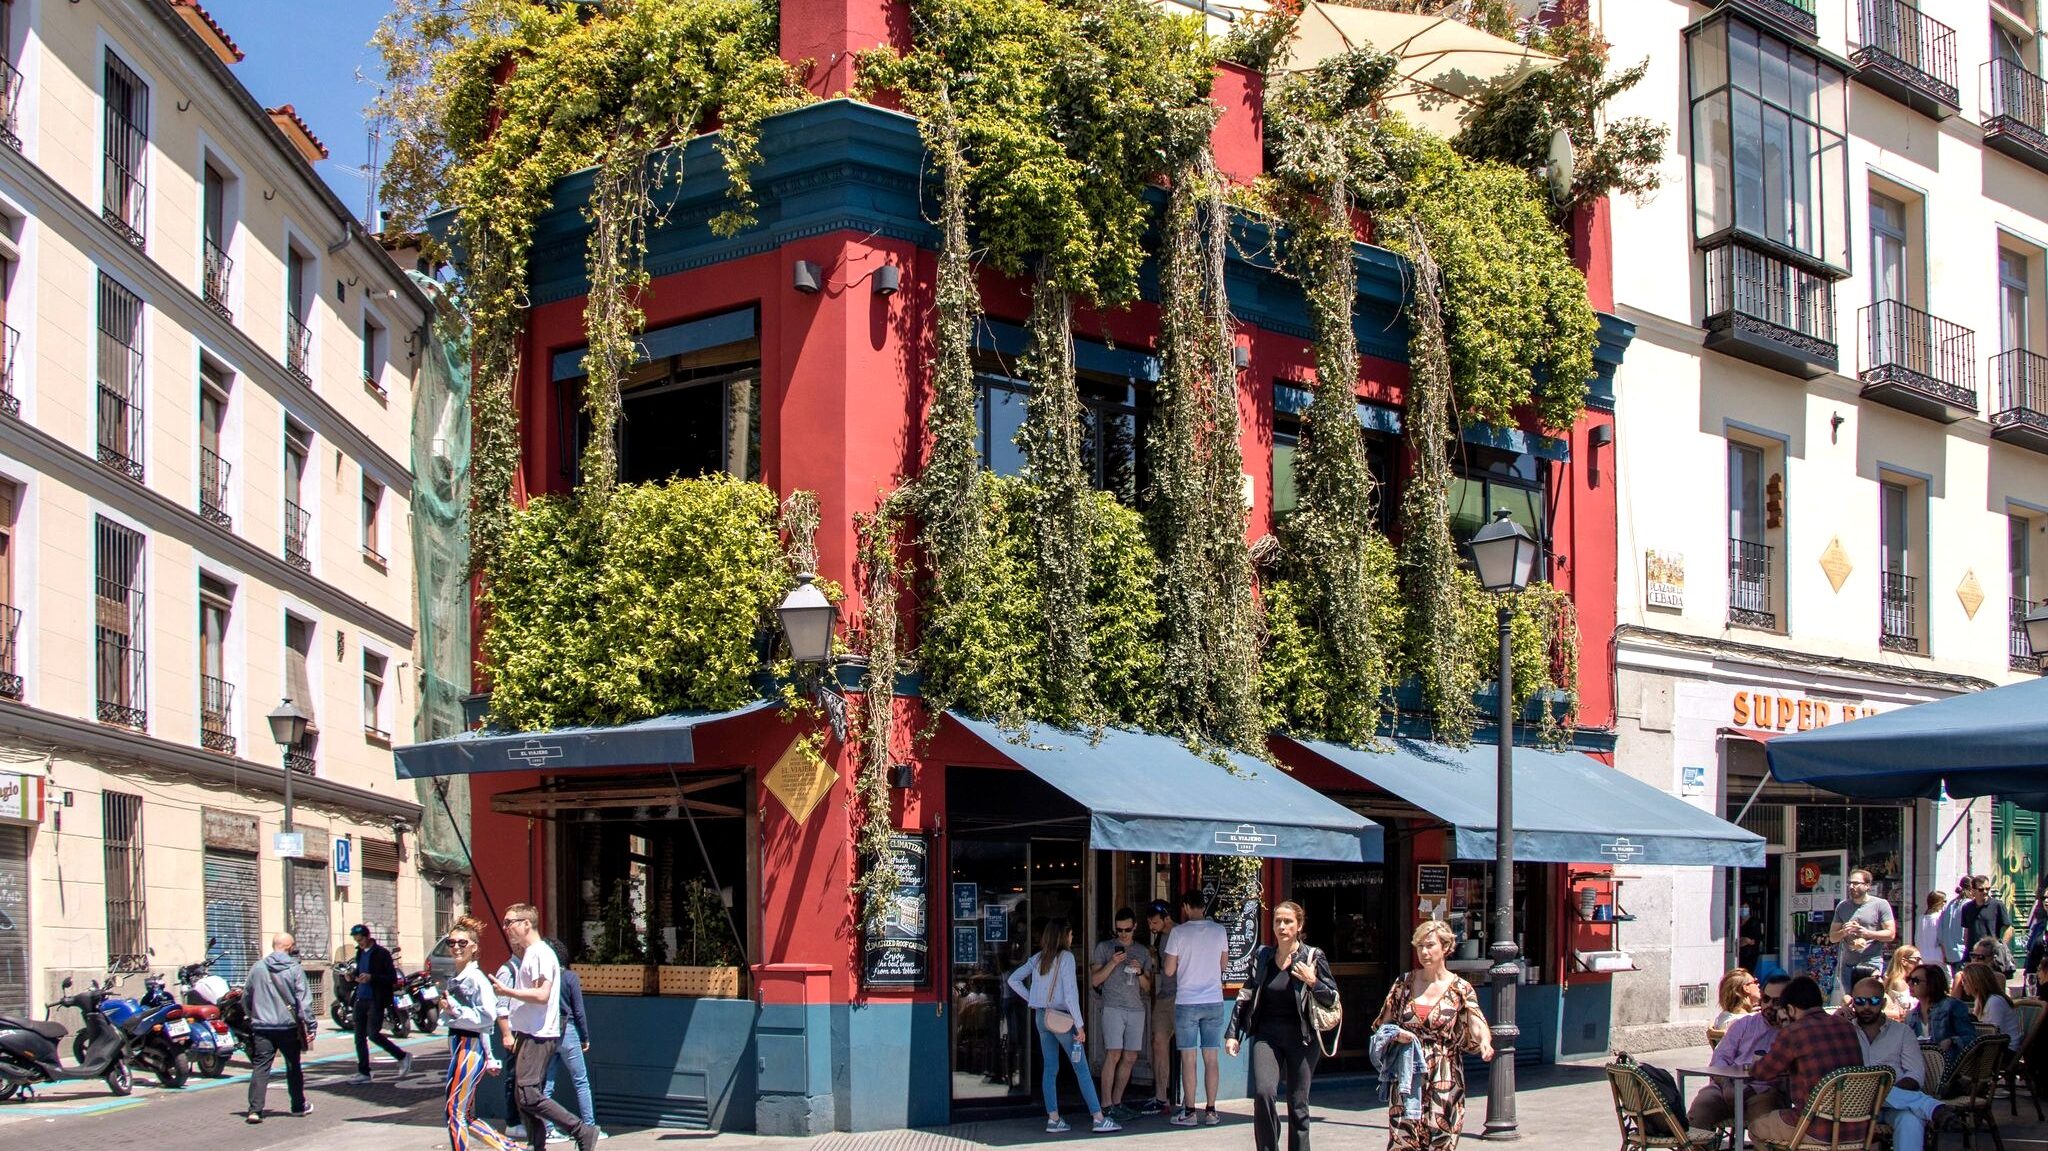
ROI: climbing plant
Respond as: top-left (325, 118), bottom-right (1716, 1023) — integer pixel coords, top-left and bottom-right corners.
top-left (851, 504), bottom-right (907, 930)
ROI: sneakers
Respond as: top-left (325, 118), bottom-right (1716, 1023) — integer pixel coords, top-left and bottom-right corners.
top-left (1105, 1103), bottom-right (1135, 1122)
top-left (1203, 1107), bottom-right (1220, 1126)
top-left (1169, 1108), bottom-right (1198, 1127)
top-left (576, 1124), bottom-right (600, 1151)
top-left (290, 1104), bottom-right (315, 1117)
top-left (548, 1130), bottom-right (573, 1145)
top-left (1046, 1116), bottom-right (1071, 1133)
top-left (596, 1131), bottom-right (611, 1141)
top-left (1092, 1116), bottom-right (1123, 1133)
top-left (508, 1125), bottom-right (530, 1140)
top-left (345, 1072), bottom-right (373, 1084)
top-left (245, 1111), bottom-right (263, 1125)
top-left (398, 1054), bottom-right (416, 1078)
top-left (1137, 1098), bottom-right (1168, 1116)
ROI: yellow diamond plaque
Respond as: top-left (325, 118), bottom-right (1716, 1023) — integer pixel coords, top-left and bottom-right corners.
top-left (1957, 569), bottom-right (1985, 620)
top-left (763, 736), bottom-right (835, 824)
top-left (1819, 537), bottom-right (1853, 593)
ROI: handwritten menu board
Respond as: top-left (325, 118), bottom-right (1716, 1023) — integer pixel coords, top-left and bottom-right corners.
top-left (862, 833), bottom-right (930, 988)
top-left (1220, 895), bottom-right (1263, 985)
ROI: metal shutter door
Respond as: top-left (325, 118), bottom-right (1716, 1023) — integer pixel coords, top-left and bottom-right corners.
top-left (0, 826), bottom-right (28, 1019)
top-left (202, 850), bottom-right (261, 978)
top-left (290, 861), bottom-right (330, 1009)
top-left (362, 869), bottom-right (398, 949)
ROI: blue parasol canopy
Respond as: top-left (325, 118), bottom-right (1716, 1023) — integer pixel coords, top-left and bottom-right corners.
top-left (1763, 677), bottom-right (2048, 804)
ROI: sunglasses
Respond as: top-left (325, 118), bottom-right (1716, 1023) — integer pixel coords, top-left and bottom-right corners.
top-left (1114, 927), bottom-right (1136, 934)
top-left (1850, 995), bottom-right (1885, 1007)
top-left (1907, 976), bottom-right (1927, 985)
top-left (446, 939), bottom-right (475, 949)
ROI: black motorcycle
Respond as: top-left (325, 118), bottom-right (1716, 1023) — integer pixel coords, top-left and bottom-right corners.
top-left (0, 977), bottom-right (135, 1100)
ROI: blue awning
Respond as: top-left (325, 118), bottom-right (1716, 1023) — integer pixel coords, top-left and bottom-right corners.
top-left (1288, 737), bottom-right (1763, 867)
top-left (394, 701), bottom-right (778, 779)
top-left (949, 714), bottom-right (1381, 863)
top-left (1765, 678), bottom-right (2048, 804)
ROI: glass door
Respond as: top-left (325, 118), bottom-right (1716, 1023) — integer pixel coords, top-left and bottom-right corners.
top-left (1786, 849), bottom-right (1847, 992)
top-left (949, 836), bottom-right (1086, 1110)
top-left (1290, 863), bottom-right (1392, 1061)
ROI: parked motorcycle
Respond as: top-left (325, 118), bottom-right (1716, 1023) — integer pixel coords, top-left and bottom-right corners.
top-left (147, 968), bottom-right (236, 1080)
top-left (399, 964), bottom-right (441, 1034)
top-left (328, 953), bottom-right (414, 1037)
top-left (174, 941), bottom-right (245, 1077)
top-left (98, 976), bottom-right (191, 1089)
top-left (0, 977), bottom-right (136, 1100)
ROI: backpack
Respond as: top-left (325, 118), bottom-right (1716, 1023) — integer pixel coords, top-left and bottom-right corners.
top-left (1613, 1051), bottom-right (1686, 1137)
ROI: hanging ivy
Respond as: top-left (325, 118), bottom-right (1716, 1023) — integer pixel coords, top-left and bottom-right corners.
top-left (851, 504), bottom-right (907, 930)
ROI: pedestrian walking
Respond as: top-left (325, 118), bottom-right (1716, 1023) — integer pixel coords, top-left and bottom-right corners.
top-left (345, 923), bottom-right (413, 1083)
top-left (1936, 875), bottom-right (1973, 972)
top-left (1913, 890), bottom-right (1947, 964)
top-left (547, 939), bottom-right (603, 1140)
top-left (1163, 890), bottom-right (1230, 1127)
top-left (1226, 902), bottom-right (1337, 1151)
top-left (1964, 875), bottom-right (2014, 971)
top-left (443, 917), bottom-right (522, 1151)
top-left (1139, 899), bottom-right (1178, 1116)
top-left (244, 932), bottom-right (315, 1123)
top-left (1372, 920), bottom-right (1494, 1150)
top-left (1087, 908), bottom-right (1151, 1122)
top-left (491, 903), bottom-right (599, 1151)
top-left (1006, 917), bottom-right (1120, 1134)
top-left (2025, 880), bottom-right (2048, 997)
top-left (1827, 867), bottom-right (1895, 1001)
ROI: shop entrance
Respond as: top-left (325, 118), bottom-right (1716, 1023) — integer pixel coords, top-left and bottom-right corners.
top-left (1788, 849), bottom-right (1847, 989)
top-left (1291, 862), bottom-right (1394, 1062)
top-left (947, 767), bottom-right (1087, 1113)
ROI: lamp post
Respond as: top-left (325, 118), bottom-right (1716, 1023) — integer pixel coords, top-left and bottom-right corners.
top-left (2027, 604), bottom-right (2048, 673)
top-left (268, 698), bottom-right (309, 934)
top-left (776, 572), bottom-right (848, 740)
top-left (1467, 509), bottom-right (1538, 1141)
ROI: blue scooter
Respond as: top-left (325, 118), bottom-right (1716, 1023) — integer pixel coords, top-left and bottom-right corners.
top-left (95, 976), bottom-right (191, 1089)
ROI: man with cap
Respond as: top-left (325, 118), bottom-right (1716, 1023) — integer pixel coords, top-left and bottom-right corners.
top-left (345, 923), bottom-right (412, 1083)
top-left (1139, 899), bottom-right (1179, 1116)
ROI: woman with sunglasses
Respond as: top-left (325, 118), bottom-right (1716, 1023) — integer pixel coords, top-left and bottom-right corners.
top-left (1906, 963), bottom-right (1975, 1058)
top-left (1880, 945), bottom-right (1921, 1021)
top-left (442, 918), bottom-right (522, 1151)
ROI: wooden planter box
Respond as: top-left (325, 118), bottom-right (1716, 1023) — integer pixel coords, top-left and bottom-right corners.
top-left (657, 965), bottom-right (742, 998)
top-left (572, 963), bottom-right (654, 995)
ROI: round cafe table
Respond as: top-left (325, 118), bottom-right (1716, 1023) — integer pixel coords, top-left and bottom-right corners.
top-left (1672, 1063), bottom-right (1753, 1151)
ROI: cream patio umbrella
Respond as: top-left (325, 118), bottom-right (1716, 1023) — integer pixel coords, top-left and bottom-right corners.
top-left (1277, 2), bottom-right (1560, 137)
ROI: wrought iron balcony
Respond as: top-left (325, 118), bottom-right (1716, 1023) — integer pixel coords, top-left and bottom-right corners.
top-left (1880, 570), bottom-right (1919, 653)
top-left (1991, 349), bottom-right (2048, 455)
top-left (95, 633), bottom-right (146, 728)
top-left (1702, 237), bottom-right (1837, 378)
top-left (202, 240), bottom-right (234, 321)
top-left (0, 59), bottom-right (21, 151)
top-left (200, 447), bottom-right (232, 529)
top-left (1850, 0), bottom-right (1958, 119)
top-left (284, 499), bottom-right (312, 572)
top-left (102, 158), bottom-right (146, 250)
top-left (1723, 0), bottom-right (1817, 40)
top-left (0, 603), bottom-right (20, 700)
top-left (2013, 597), bottom-right (2043, 672)
top-left (1858, 299), bottom-right (1976, 422)
top-left (200, 674), bottom-right (236, 754)
top-left (0, 321), bottom-right (18, 418)
top-left (1728, 538), bottom-right (1776, 630)
top-left (95, 382), bottom-right (145, 482)
top-left (284, 749), bottom-right (316, 776)
top-left (285, 314), bottom-right (312, 383)
top-left (1985, 59), bottom-right (2048, 175)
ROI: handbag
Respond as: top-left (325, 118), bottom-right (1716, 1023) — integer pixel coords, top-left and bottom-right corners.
top-left (1303, 946), bottom-right (1343, 1058)
top-left (1041, 956), bottom-right (1076, 1034)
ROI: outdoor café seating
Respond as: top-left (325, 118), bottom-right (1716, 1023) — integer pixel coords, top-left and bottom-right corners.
top-left (1606, 1061), bottom-right (1720, 1151)
top-left (1936, 1034), bottom-right (2009, 1149)
top-left (1747, 1066), bottom-right (1892, 1151)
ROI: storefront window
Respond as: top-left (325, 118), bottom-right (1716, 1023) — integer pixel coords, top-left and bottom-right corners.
top-left (975, 370), bottom-right (1149, 506)
top-left (1445, 861), bottom-right (1552, 978)
top-left (556, 777), bottom-right (750, 974)
top-left (553, 308), bottom-right (762, 487)
top-left (1794, 805), bottom-right (1904, 903)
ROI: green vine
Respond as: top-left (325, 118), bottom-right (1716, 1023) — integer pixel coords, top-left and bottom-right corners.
top-left (1021, 275), bottom-right (1096, 726)
top-left (851, 504), bottom-right (907, 931)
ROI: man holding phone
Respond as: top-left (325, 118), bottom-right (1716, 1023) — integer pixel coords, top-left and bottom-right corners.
top-left (1090, 908), bottom-right (1153, 1122)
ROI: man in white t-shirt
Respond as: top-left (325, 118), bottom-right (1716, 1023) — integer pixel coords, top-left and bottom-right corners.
top-left (1162, 890), bottom-right (1230, 1127)
top-left (491, 903), bottom-right (597, 1151)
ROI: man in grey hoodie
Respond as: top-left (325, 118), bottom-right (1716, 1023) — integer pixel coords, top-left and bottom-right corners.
top-left (245, 932), bottom-right (316, 1123)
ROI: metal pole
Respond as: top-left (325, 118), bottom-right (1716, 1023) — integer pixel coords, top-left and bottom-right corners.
top-left (1484, 600), bottom-right (1520, 1140)
top-left (282, 745), bottom-right (297, 936)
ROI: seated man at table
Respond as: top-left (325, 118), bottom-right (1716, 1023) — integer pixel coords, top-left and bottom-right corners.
top-left (1848, 976), bottom-right (1945, 1151)
top-left (1686, 973), bottom-right (1790, 1138)
top-left (1747, 976), bottom-right (1868, 1146)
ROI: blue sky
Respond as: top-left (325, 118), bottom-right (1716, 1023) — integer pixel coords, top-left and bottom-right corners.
top-left (200, 0), bottom-right (390, 220)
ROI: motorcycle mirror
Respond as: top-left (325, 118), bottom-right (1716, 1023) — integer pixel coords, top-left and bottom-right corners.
top-left (207, 936), bottom-right (218, 946)
top-left (61, 976), bottom-right (73, 989)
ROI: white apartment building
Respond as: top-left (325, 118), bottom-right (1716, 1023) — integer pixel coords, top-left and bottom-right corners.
top-left (0, 0), bottom-right (434, 1019)
top-left (1601, 0), bottom-right (2048, 1046)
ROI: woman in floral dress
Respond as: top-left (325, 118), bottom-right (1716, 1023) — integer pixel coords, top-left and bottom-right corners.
top-left (1374, 920), bottom-right (1496, 1149)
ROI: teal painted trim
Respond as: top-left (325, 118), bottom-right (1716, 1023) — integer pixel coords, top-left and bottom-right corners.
top-left (1589, 312), bottom-right (1634, 413)
top-left (1461, 421), bottom-right (1571, 462)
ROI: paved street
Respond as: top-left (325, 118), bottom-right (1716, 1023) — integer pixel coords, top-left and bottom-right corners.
top-left (11, 1041), bottom-right (2048, 1151)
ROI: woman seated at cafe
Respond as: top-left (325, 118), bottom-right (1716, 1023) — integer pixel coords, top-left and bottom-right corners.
top-left (1907, 963), bottom-right (1976, 1055)
top-left (1881, 946), bottom-right (1921, 1022)
top-left (1712, 968), bottom-right (1759, 1031)
top-left (1958, 962), bottom-right (2023, 1051)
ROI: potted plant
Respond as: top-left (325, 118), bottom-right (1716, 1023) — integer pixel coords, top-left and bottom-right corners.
top-left (657, 878), bottom-right (744, 998)
top-left (571, 888), bottom-right (653, 995)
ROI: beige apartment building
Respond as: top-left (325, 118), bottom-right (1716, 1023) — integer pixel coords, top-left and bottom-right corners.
top-left (0, 0), bottom-right (434, 1017)
top-left (1598, 0), bottom-right (2048, 1046)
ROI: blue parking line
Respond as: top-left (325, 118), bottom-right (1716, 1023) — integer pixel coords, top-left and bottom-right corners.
top-left (0, 1033), bottom-right (444, 1118)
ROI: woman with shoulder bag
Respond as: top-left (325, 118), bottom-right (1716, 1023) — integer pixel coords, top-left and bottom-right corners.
top-left (1226, 902), bottom-right (1339, 1151)
top-left (1373, 920), bottom-right (1496, 1150)
top-left (1007, 917), bottom-right (1121, 1134)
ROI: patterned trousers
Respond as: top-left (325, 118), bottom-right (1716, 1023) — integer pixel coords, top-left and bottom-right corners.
top-left (448, 1031), bottom-right (521, 1151)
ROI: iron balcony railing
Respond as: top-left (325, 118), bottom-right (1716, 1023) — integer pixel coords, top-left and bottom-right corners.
top-left (1993, 349), bottom-right (2048, 422)
top-left (0, 59), bottom-right (21, 151)
top-left (1735, 0), bottom-right (1817, 37)
top-left (2013, 597), bottom-right (2042, 672)
top-left (285, 314), bottom-right (311, 383)
top-left (1854, 0), bottom-right (1959, 109)
top-left (1728, 538), bottom-right (1776, 630)
top-left (284, 748), bottom-right (316, 776)
top-left (101, 154), bottom-right (146, 249)
top-left (1860, 298), bottom-right (1977, 411)
top-left (0, 321), bottom-right (18, 418)
top-left (200, 674), bottom-right (235, 754)
top-left (200, 447), bottom-right (231, 529)
top-left (1985, 59), bottom-right (2048, 161)
top-left (202, 240), bottom-right (233, 320)
top-left (1880, 570), bottom-right (1918, 653)
top-left (1704, 239), bottom-right (1837, 348)
top-left (94, 632), bottom-right (146, 728)
top-left (283, 499), bottom-right (312, 572)
top-left (96, 382), bottom-right (144, 482)
top-left (0, 603), bottom-right (20, 700)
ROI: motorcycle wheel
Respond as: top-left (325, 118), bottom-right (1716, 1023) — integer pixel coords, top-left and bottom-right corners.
top-left (417, 1006), bottom-right (438, 1034)
top-left (389, 1011), bottom-right (412, 1039)
top-left (157, 1052), bottom-right (190, 1090)
top-left (329, 1000), bottom-right (351, 1030)
top-left (105, 1060), bottom-right (132, 1096)
top-left (0, 1079), bottom-right (18, 1102)
top-left (198, 1055), bottom-right (227, 1078)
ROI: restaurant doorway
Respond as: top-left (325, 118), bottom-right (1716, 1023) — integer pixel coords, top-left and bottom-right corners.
top-left (1290, 861), bottom-right (1395, 1064)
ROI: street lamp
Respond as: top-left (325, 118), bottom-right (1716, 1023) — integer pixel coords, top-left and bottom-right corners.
top-left (268, 698), bottom-right (309, 934)
top-left (775, 573), bottom-right (847, 740)
top-left (2026, 604), bottom-right (2048, 673)
top-left (1467, 509), bottom-right (1537, 1140)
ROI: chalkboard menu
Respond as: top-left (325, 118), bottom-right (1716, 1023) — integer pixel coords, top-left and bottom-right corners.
top-left (862, 833), bottom-right (930, 988)
top-left (1220, 895), bottom-right (1263, 985)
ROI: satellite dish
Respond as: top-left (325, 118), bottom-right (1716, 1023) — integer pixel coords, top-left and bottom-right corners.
top-left (1546, 127), bottom-right (1575, 203)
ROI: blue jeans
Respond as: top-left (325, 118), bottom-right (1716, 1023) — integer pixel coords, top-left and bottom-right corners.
top-left (551, 1021), bottom-right (597, 1127)
top-left (1881, 1085), bottom-right (1944, 1151)
top-left (1035, 1010), bottom-right (1101, 1118)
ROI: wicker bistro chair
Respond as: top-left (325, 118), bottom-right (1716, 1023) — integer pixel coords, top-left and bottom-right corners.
top-left (2006, 999), bottom-right (2045, 1120)
top-left (1748, 1066), bottom-right (1894, 1151)
top-left (1607, 1062), bottom-right (1719, 1151)
top-left (1938, 1034), bottom-right (2011, 1151)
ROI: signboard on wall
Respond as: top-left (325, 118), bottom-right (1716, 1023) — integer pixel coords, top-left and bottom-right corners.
top-left (333, 837), bottom-right (354, 887)
top-left (0, 772), bottom-right (42, 825)
top-left (862, 833), bottom-right (930, 988)
top-left (1220, 893), bottom-right (1263, 985)
top-left (1645, 550), bottom-right (1685, 610)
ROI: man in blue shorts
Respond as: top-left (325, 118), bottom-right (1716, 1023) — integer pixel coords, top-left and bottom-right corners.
top-left (1162, 890), bottom-right (1229, 1126)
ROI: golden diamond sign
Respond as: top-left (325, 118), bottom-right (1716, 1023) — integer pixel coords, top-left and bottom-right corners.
top-left (763, 736), bottom-right (835, 824)
top-left (1957, 569), bottom-right (1985, 620)
top-left (1819, 537), bottom-right (1853, 593)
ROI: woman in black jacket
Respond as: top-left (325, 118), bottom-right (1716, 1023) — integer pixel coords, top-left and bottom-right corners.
top-left (1226, 901), bottom-right (1338, 1151)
